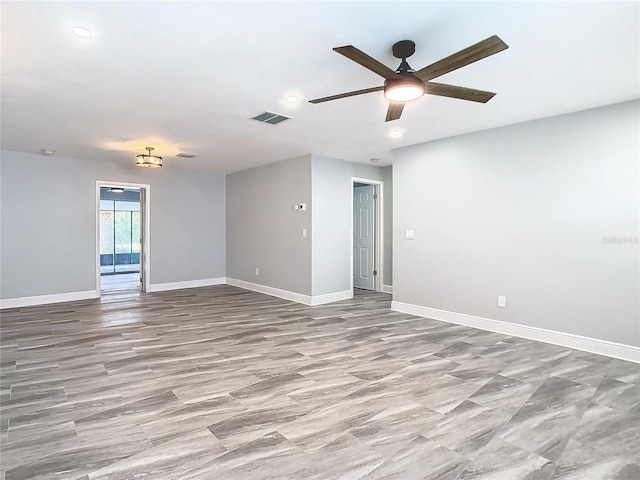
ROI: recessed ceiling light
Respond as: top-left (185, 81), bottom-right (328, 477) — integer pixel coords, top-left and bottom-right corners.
top-left (370, 158), bottom-right (380, 163)
top-left (72, 27), bottom-right (91, 38)
top-left (389, 128), bottom-right (404, 139)
top-left (40, 149), bottom-right (55, 156)
top-left (287, 96), bottom-right (298, 103)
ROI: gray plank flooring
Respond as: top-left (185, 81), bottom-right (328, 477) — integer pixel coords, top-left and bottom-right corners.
top-left (1, 285), bottom-right (638, 479)
top-left (99, 273), bottom-right (140, 293)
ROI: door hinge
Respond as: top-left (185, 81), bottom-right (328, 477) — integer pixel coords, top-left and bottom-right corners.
top-left (373, 193), bottom-right (378, 200)
top-left (373, 270), bottom-right (378, 276)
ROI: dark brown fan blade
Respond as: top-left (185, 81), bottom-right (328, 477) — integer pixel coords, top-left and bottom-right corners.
top-left (425, 82), bottom-right (496, 103)
top-left (385, 102), bottom-right (405, 122)
top-left (415, 35), bottom-right (508, 82)
top-left (334, 46), bottom-right (399, 80)
top-left (309, 86), bottom-right (383, 104)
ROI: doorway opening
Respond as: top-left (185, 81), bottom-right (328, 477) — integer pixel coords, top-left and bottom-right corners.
top-left (352, 177), bottom-right (383, 293)
top-left (96, 181), bottom-right (150, 296)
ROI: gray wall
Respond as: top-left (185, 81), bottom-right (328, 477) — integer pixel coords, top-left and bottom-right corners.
top-left (226, 153), bottom-right (390, 299)
top-left (311, 155), bottom-right (387, 296)
top-left (393, 100), bottom-right (639, 346)
top-left (311, 156), bottom-right (351, 296)
top-left (0, 150), bottom-right (226, 299)
top-left (382, 165), bottom-right (393, 287)
top-left (226, 155), bottom-right (312, 295)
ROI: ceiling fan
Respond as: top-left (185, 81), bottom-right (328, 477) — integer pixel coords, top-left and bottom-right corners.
top-left (309, 35), bottom-right (509, 122)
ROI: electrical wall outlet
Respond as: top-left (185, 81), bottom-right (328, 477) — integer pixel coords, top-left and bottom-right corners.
top-left (255, 268), bottom-right (260, 276)
top-left (497, 295), bottom-right (506, 308)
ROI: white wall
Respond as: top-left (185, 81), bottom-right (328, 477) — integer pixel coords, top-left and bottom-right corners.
top-left (393, 100), bottom-right (639, 347)
top-left (0, 151), bottom-right (226, 300)
top-left (226, 155), bottom-right (313, 296)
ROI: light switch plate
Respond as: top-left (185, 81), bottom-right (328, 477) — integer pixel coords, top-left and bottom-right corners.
top-left (405, 229), bottom-right (415, 239)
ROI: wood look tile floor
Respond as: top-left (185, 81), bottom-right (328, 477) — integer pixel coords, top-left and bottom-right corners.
top-left (99, 273), bottom-right (141, 294)
top-left (1, 286), bottom-right (638, 480)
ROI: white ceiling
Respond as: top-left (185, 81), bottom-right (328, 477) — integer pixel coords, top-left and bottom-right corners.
top-left (2, 1), bottom-right (638, 173)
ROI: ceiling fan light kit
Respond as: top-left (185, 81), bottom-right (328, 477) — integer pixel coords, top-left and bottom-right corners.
top-left (310, 35), bottom-right (509, 122)
top-left (136, 146), bottom-right (163, 168)
top-left (384, 76), bottom-right (425, 102)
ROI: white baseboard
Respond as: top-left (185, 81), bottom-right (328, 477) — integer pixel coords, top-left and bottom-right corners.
top-left (225, 278), bottom-right (352, 306)
top-left (0, 290), bottom-right (100, 309)
top-left (391, 301), bottom-right (640, 364)
top-left (0, 278), bottom-right (346, 309)
top-left (310, 290), bottom-right (353, 306)
top-left (226, 278), bottom-right (312, 305)
top-left (147, 277), bottom-right (226, 293)
top-left (382, 285), bottom-right (393, 294)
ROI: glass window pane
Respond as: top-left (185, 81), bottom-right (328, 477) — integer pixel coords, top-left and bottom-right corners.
top-left (115, 201), bottom-right (140, 212)
top-left (100, 200), bottom-right (114, 210)
top-left (100, 211), bottom-right (114, 255)
top-left (115, 211), bottom-right (132, 254)
top-left (131, 212), bottom-right (141, 253)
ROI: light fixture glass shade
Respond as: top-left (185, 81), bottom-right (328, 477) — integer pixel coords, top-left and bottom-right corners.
top-left (384, 76), bottom-right (425, 102)
top-left (136, 147), bottom-right (163, 168)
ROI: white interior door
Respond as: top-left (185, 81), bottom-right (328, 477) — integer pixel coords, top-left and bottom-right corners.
top-left (353, 185), bottom-right (375, 290)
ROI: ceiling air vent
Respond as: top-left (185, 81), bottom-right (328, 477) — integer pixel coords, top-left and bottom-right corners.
top-left (251, 111), bottom-right (292, 125)
top-left (176, 152), bottom-right (198, 158)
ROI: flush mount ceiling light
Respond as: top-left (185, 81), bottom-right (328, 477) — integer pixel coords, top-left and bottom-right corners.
top-left (40, 149), bottom-right (55, 156)
top-left (109, 187), bottom-right (125, 193)
top-left (72, 27), bottom-right (91, 38)
top-left (136, 147), bottom-right (163, 168)
top-left (287, 95), bottom-right (298, 103)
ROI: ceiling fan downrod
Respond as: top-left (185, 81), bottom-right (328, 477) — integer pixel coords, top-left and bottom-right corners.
top-left (392, 40), bottom-right (417, 74)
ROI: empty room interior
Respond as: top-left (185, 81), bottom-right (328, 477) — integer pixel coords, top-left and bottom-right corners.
top-left (1, 2), bottom-right (638, 479)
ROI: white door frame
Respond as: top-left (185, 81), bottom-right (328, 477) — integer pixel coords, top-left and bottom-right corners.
top-left (95, 181), bottom-right (151, 295)
top-left (351, 177), bottom-right (384, 292)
